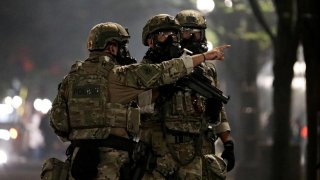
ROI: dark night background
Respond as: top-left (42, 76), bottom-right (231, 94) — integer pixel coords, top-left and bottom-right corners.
top-left (1, 0), bottom-right (319, 179)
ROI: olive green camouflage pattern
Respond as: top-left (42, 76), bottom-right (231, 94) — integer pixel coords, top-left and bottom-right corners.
top-left (49, 20), bottom-right (198, 180)
top-left (49, 82), bottom-right (70, 142)
top-left (50, 55), bottom-right (193, 141)
top-left (203, 154), bottom-right (227, 180)
top-left (140, 59), bottom-right (229, 179)
top-left (67, 58), bottom-right (112, 137)
top-left (51, 57), bottom-right (121, 140)
top-left (87, 22), bottom-right (130, 51)
top-left (175, 9), bottom-right (207, 29)
top-left (112, 58), bottom-right (189, 88)
top-left (157, 63), bottom-right (222, 134)
top-left (141, 129), bottom-right (202, 179)
top-left (142, 14), bottom-right (180, 46)
top-left (41, 158), bottom-right (70, 180)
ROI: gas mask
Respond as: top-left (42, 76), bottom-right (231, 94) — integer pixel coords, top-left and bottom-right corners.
top-left (180, 28), bottom-right (208, 54)
top-left (145, 34), bottom-right (183, 63)
top-left (181, 35), bottom-right (208, 54)
top-left (116, 42), bottom-right (137, 65)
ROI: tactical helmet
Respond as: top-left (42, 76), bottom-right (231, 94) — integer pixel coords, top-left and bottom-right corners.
top-left (175, 9), bottom-right (207, 29)
top-left (142, 14), bottom-right (180, 46)
top-left (87, 22), bottom-right (130, 51)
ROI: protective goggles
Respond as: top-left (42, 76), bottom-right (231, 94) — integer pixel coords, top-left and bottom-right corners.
top-left (181, 28), bottom-right (203, 40)
top-left (157, 31), bottom-right (179, 38)
top-left (181, 27), bottom-right (201, 33)
top-left (155, 31), bottom-right (180, 42)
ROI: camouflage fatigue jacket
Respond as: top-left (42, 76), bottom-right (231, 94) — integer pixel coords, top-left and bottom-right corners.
top-left (50, 52), bottom-right (195, 141)
top-left (140, 58), bottom-right (230, 136)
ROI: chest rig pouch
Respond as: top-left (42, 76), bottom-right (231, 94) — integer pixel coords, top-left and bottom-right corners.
top-left (160, 64), bottom-right (220, 134)
top-left (160, 87), bottom-right (205, 134)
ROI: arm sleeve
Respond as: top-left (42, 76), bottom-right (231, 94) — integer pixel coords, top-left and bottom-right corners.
top-left (110, 56), bottom-right (194, 89)
top-left (215, 106), bottom-right (231, 133)
top-left (204, 62), bottom-right (232, 133)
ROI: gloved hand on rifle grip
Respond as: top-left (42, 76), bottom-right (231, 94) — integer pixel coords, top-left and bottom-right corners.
top-left (221, 140), bottom-right (235, 172)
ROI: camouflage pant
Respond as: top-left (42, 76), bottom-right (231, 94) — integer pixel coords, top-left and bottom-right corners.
top-left (68, 147), bottom-right (129, 180)
top-left (202, 154), bottom-right (227, 180)
top-left (142, 153), bottom-right (202, 180)
top-left (140, 129), bottom-right (202, 179)
top-left (140, 127), bottom-right (226, 180)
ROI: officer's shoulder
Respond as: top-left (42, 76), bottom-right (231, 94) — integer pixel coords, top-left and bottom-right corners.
top-left (69, 60), bottom-right (84, 73)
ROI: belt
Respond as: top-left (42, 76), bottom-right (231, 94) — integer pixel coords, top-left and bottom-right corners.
top-left (72, 134), bottom-right (137, 152)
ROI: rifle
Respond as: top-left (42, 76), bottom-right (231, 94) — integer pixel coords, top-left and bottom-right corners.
top-left (177, 66), bottom-right (230, 104)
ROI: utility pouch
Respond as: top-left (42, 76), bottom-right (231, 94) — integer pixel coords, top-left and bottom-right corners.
top-left (41, 158), bottom-right (70, 180)
top-left (127, 101), bottom-right (141, 135)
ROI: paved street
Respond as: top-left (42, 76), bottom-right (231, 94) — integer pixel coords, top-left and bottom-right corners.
top-left (0, 160), bottom-right (42, 180)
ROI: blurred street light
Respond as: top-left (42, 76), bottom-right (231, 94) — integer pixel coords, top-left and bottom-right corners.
top-left (0, 150), bottom-right (8, 165)
top-left (0, 129), bottom-right (10, 141)
top-left (224, 0), bottom-right (233, 8)
top-left (4, 96), bottom-right (22, 109)
top-left (33, 98), bottom-right (52, 114)
top-left (12, 96), bottom-right (22, 109)
top-left (197, 0), bottom-right (215, 14)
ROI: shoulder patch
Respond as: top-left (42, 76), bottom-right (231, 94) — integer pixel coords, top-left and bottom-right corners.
top-left (135, 65), bottom-right (160, 87)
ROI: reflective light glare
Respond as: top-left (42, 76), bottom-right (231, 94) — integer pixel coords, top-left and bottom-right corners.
top-left (0, 129), bottom-right (10, 141)
top-left (0, 150), bottom-right (8, 164)
top-left (197, 0), bottom-right (215, 14)
top-left (207, 41), bottom-right (213, 51)
top-left (33, 98), bottom-right (52, 114)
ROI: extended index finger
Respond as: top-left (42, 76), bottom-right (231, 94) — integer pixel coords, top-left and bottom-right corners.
top-left (216, 44), bottom-right (231, 51)
top-left (219, 44), bottom-right (231, 49)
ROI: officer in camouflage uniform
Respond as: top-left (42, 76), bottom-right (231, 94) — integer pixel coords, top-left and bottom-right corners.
top-left (176, 9), bottom-right (236, 179)
top-left (138, 14), bottom-right (231, 179)
top-left (45, 21), bottom-right (227, 180)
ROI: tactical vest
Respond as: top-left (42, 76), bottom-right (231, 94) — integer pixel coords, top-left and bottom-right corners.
top-left (50, 56), bottom-right (140, 140)
top-left (146, 63), bottom-right (219, 134)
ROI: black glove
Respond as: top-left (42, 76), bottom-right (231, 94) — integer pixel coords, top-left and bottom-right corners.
top-left (221, 140), bottom-right (235, 172)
